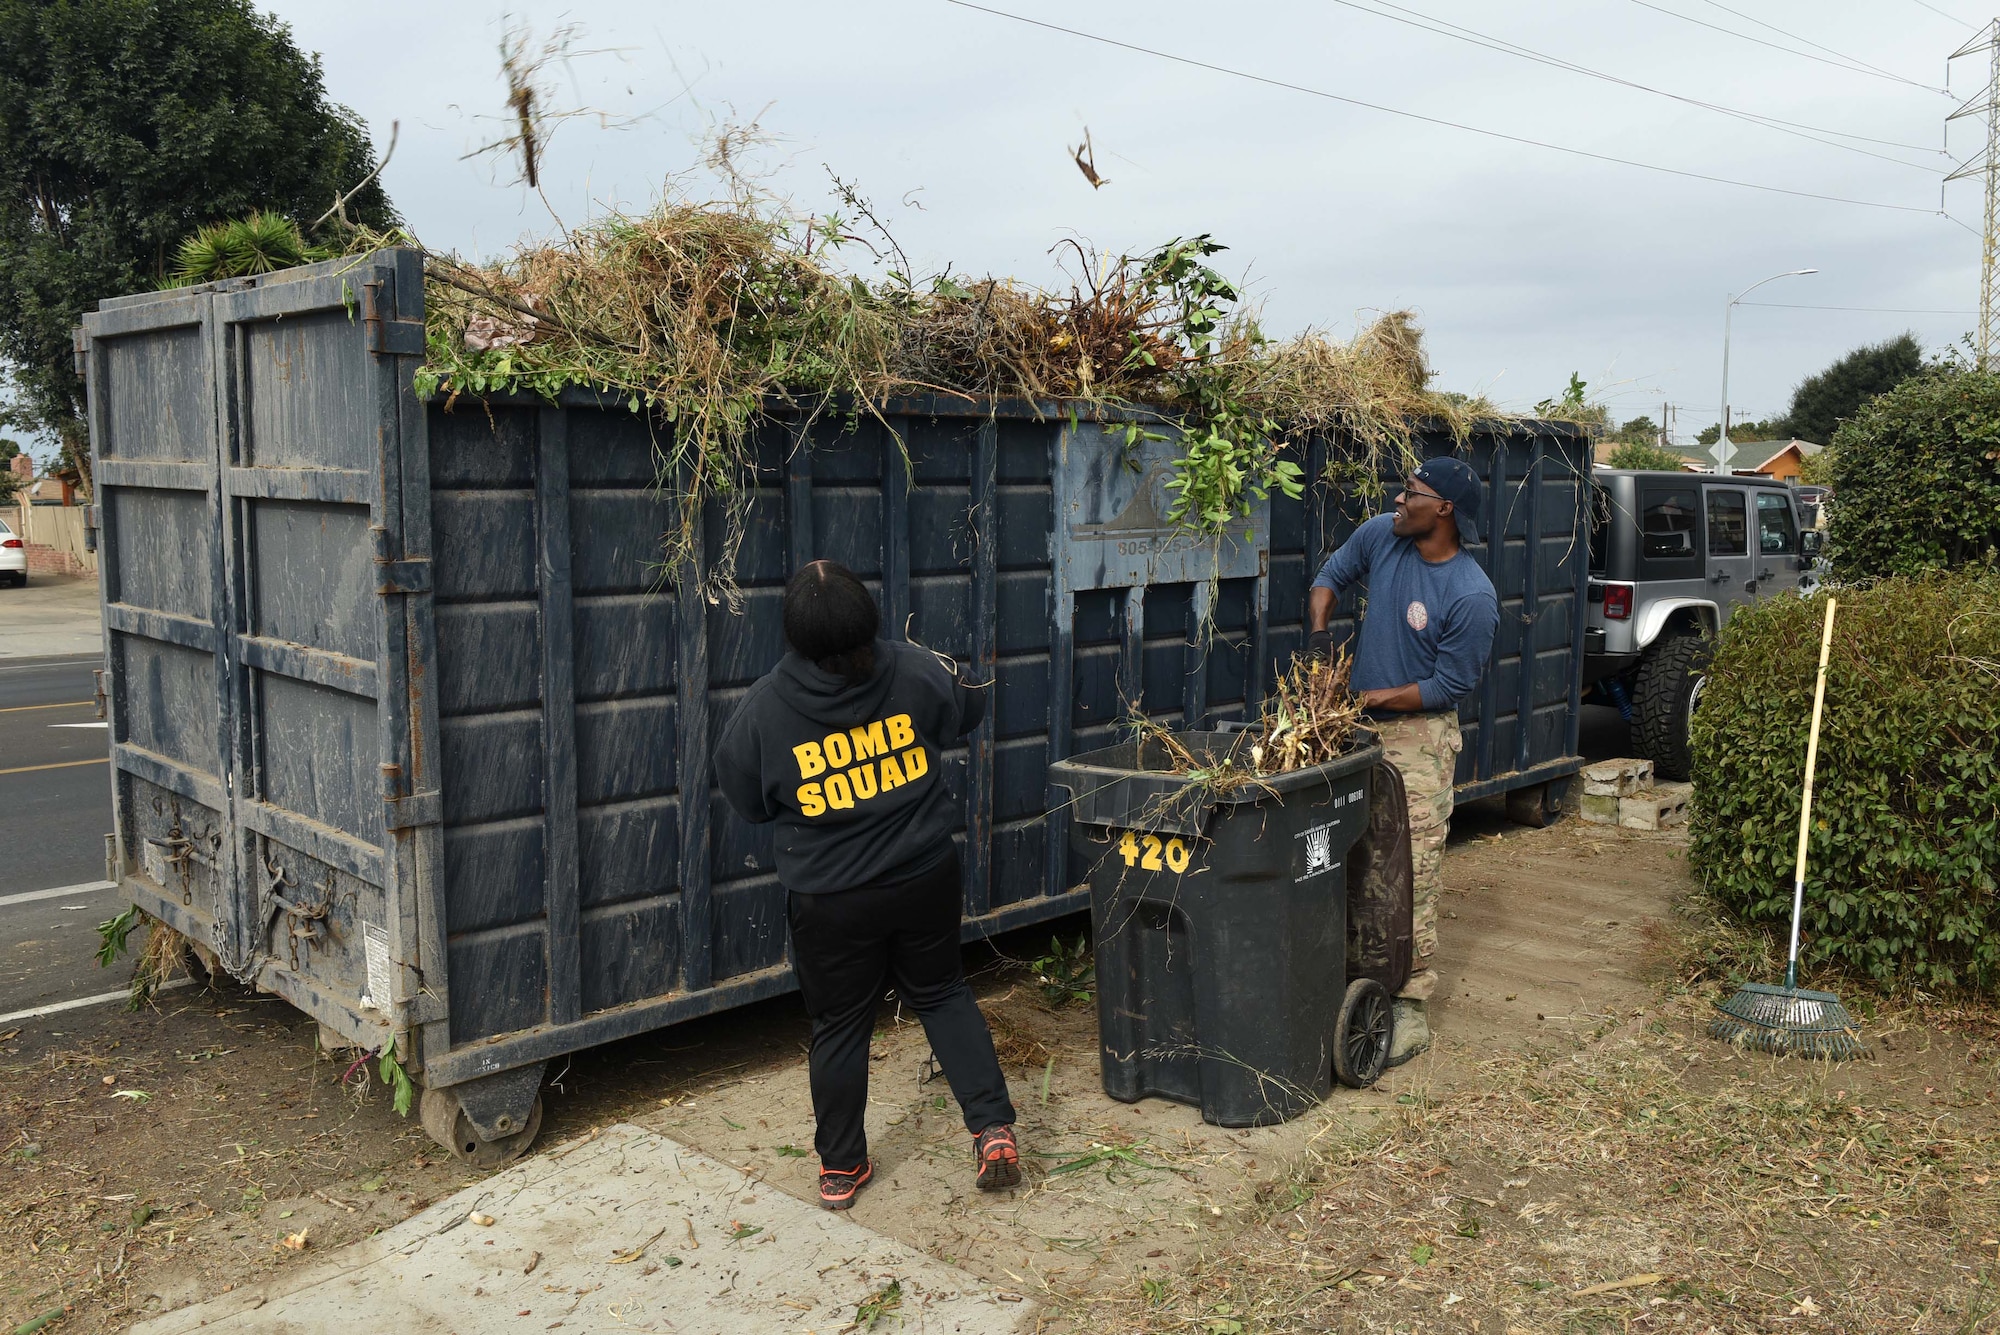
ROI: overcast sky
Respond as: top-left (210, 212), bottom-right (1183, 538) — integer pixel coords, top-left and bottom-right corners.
top-left (270, 0), bottom-right (1985, 441)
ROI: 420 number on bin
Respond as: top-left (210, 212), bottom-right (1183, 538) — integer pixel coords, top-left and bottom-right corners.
top-left (1115, 830), bottom-right (1193, 873)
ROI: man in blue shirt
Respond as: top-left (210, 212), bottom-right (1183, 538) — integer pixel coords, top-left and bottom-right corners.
top-left (1307, 457), bottom-right (1498, 1065)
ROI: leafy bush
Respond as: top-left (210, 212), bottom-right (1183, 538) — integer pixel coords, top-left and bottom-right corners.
top-left (1826, 369), bottom-right (2000, 579)
top-left (1606, 440), bottom-right (1687, 471)
top-left (1688, 570), bottom-right (2000, 993)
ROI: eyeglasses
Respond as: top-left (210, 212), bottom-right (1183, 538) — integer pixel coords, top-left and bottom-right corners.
top-left (1400, 481), bottom-right (1447, 503)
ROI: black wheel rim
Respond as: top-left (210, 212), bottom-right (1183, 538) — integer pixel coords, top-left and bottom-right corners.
top-left (1345, 990), bottom-right (1390, 1080)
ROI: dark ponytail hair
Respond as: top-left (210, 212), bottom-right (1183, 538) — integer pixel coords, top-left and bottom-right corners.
top-left (783, 560), bottom-right (879, 683)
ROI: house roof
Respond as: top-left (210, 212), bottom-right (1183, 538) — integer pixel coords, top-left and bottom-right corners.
top-left (1661, 438), bottom-right (1821, 473)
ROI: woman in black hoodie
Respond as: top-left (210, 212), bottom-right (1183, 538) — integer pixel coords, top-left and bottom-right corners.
top-left (714, 560), bottom-right (1020, 1210)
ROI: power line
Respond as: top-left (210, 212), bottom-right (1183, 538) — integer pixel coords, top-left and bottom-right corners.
top-left (943, 0), bottom-right (1944, 216)
top-left (1910, 0), bottom-right (1976, 30)
top-left (1694, 0), bottom-right (1947, 91)
top-left (1330, 0), bottom-right (1944, 170)
top-left (1628, 0), bottom-right (1953, 95)
top-left (1737, 300), bottom-right (1977, 313)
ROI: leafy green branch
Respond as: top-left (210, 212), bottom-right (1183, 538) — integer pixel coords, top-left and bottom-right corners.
top-left (378, 1035), bottom-right (416, 1117)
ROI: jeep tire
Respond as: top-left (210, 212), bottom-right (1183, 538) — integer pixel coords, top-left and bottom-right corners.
top-left (1633, 629), bottom-right (1711, 782)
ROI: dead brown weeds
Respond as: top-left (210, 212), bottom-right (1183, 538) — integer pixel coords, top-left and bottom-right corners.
top-left (1244, 653), bottom-right (1365, 777)
top-left (1036, 929), bottom-right (2000, 1335)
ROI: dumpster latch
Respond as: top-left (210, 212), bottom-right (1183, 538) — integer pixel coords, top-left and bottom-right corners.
top-left (370, 523), bottom-right (432, 594)
top-left (380, 762), bottom-right (441, 829)
top-left (373, 557), bottom-right (431, 595)
top-left (361, 280), bottom-right (425, 357)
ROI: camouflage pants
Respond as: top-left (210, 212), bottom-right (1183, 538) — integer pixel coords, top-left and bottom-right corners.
top-left (1373, 710), bottom-right (1461, 1001)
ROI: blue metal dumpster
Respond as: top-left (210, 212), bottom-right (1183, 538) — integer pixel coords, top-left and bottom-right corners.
top-left (77, 248), bottom-right (1276, 1162)
top-left (1264, 421), bottom-right (1594, 817)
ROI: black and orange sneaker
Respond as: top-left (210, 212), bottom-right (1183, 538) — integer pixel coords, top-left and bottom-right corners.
top-left (973, 1125), bottom-right (1021, 1190)
top-left (818, 1160), bottom-right (873, 1210)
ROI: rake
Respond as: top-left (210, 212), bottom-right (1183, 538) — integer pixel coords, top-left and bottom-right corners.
top-left (1709, 597), bottom-right (1866, 1061)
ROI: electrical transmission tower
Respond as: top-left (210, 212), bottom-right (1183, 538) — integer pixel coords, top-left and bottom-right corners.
top-left (1948, 21), bottom-right (2000, 369)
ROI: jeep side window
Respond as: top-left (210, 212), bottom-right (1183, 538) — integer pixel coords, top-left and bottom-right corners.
top-left (1756, 492), bottom-right (1797, 555)
top-left (1638, 485), bottom-right (1701, 578)
top-left (1706, 490), bottom-right (1748, 556)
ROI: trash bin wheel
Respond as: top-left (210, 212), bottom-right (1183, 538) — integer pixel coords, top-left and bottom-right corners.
top-left (420, 1087), bottom-right (543, 1169)
top-left (1333, 978), bottom-right (1393, 1089)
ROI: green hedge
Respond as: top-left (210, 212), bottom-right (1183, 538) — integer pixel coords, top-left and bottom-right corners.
top-left (1826, 368), bottom-right (2000, 580)
top-left (1688, 570), bottom-right (2000, 993)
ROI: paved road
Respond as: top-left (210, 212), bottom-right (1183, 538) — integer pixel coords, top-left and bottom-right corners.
top-left (0, 572), bottom-right (105, 659)
top-left (0, 654), bottom-right (120, 1019)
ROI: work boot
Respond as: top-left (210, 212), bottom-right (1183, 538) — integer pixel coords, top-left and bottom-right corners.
top-left (973, 1125), bottom-right (1021, 1190)
top-left (1385, 998), bottom-right (1431, 1068)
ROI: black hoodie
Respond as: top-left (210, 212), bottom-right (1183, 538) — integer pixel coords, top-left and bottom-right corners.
top-left (713, 639), bottom-right (987, 894)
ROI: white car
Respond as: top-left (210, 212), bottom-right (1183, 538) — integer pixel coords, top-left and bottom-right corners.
top-left (0, 517), bottom-right (26, 586)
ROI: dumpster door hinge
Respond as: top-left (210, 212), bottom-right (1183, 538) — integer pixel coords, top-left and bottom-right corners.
top-left (373, 556), bottom-right (431, 595)
top-left (384, 789), bottom-right (442, 830)
top-left (361, 279), bottom-right (425, 357)
top-left (72, 326), bottom-right (88, 377)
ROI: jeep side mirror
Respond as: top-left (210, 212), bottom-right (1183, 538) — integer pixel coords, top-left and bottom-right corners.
top-left (1800, 529), bottom-right (1825, 558)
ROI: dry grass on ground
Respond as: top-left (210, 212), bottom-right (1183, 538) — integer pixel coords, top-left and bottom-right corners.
top-left (1040, 913), bottom-right (2000, 1334)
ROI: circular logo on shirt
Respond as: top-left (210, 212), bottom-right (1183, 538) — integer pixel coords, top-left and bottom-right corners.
top-left (1406, 600), bottom-right (1430, 631)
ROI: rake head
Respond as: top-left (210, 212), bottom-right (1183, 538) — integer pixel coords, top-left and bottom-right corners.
top-left (1708, 982), bottom-right (1867, 1061)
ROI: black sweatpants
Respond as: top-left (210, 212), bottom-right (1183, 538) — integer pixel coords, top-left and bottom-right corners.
top-left (787, 851), bottom-right (1016, 1171)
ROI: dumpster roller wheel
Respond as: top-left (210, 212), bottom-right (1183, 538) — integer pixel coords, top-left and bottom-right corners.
top-left (1333, 978), bottom-right (1392, 1089)
top-left (420, 1088), bottom-right (543, 1169)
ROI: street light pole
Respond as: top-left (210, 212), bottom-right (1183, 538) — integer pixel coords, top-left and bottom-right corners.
top-left (1716, 268), bottom-right (1817, 474)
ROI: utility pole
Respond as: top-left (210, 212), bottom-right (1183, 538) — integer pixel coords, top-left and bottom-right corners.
top-left (1659, 400), bottom-right (1669, 449)
top-left (1947, 21), bottom-right (2000, 370)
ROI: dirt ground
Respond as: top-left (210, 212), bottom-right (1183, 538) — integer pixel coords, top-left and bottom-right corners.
top-left (5, 804), bottom-right (1997, 1334)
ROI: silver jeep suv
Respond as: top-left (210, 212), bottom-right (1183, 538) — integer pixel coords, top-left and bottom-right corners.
top-left (1583, 470), bottom-right (1822, 779)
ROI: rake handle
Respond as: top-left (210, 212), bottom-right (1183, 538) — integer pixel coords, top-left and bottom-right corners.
top-left (1786, 597), bottom-right (1837, 990)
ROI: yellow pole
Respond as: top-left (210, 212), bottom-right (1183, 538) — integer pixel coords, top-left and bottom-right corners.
top-left (1785, 597), bottom-right (1837, 989)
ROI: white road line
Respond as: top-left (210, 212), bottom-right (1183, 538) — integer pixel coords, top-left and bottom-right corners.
top-left (0, 879), bottom-right (117, 908)
top-left (0, 978), bottom-right (192, 1026)
top-left (48, 721), bottom-right (108, 729)
top-left (0, 656), bottom-right (101, 673)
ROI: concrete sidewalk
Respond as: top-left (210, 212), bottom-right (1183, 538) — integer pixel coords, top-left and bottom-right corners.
top-left (131, 1123), bottom-right (1034, 1335)
top-left (0, 572), bottom-right (102, 660)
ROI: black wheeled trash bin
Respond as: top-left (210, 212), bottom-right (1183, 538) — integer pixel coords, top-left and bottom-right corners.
top-left (1049, 730), bottom-right (1387, 1127)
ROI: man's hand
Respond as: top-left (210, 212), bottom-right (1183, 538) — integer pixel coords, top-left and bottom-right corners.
top-left (1305, 628), bottom-right (1337, 662)
top-left (1358, 683), bottom-right (1425, 712)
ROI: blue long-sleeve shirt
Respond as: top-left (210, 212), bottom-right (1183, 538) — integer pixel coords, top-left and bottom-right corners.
top-left (1312, 514), bottom-right (1499, 712)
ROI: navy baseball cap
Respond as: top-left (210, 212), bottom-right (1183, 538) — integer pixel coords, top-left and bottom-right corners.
top-left (1412, 457), bottom-right (1482, 546)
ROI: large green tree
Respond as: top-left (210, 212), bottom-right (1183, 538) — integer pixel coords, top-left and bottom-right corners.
top-left (0, 435), bottom-right (21, 504)
top-left (1611, 414), bottom-right (1659, 446)
top-left (1782, 332), bottom-right (1923, 445)
top-left (0, 0), bottom-right (396, 457)
top-left (1694, 417), bottom-right (1785, 447)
